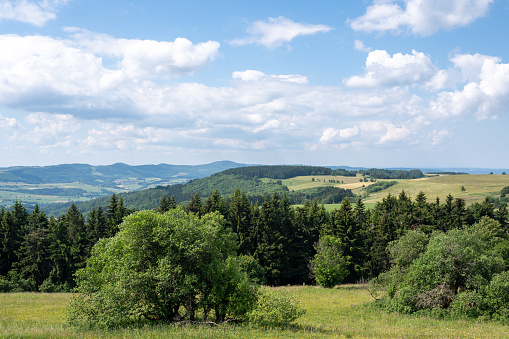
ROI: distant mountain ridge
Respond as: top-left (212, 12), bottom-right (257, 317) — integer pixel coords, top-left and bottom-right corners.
top-left (0, 161), bottom-right (250, 187)
top-left (0, 162), bottom-right (507, 189)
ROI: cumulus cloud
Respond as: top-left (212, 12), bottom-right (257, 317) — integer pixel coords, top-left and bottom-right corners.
top-left (350, 0), bottom-right (493, 36)
top-left (68, 28), bottom-right (220, 80)
top-left (230, 16), bottom-right (331, 48)
top-left (319, 121), bottom-right (412, 145)
top-left (430, 54), bottom-right (509, 120)
top-left (23, 112), bottom-right (80, 144)
top-left (344, 49), bottom-right (437, 88)
top-left (0, 32), bottom-right (220, 116)
top-left (0, 0), bottom-right (67, 26)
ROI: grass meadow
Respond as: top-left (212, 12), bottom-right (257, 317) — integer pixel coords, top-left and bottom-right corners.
top-left (283, 174), bottom-right (509, 208)
top-left (2, 285), bottom-right (509, 338)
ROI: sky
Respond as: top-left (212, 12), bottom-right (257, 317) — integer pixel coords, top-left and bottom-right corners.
top-left (0, 0), bottom-right (508, 169)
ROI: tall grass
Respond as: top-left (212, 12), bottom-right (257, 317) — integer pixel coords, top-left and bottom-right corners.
top-left (1, 286), bottom-right (509, 338)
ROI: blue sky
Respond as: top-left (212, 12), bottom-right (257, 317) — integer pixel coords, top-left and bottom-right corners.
top-left (0, 0), bottom-right (508, 169)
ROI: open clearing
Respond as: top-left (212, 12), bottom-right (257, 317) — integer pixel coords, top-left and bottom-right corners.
top-left (2, 286), bottom-right (509, 338)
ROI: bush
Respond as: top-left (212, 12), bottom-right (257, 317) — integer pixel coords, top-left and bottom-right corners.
top-left (38, 278), bottom-right (71, 293)
top-left (310, 235), bottom-right (349, 288)
top-left (450, 290), bottom-right (487, 318)
top-left (378, 218), bottom-right (508, 319)
top-left (248, 289), bottom-right (306, 327)
top-left (485, 271), bottom-right (509, 319)
top-left (0, 275), bottom-right (12, 292)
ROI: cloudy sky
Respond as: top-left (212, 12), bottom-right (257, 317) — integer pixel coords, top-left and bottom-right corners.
top-left (0, 0), bottom-right (508, 168)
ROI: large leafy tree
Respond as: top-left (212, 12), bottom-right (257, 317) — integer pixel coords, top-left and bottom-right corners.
top-left (69, 208), bottom-right (257, 328)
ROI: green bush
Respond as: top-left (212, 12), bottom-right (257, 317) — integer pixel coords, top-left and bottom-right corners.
top-left (378, 218), bottom-right (509, 319)
top-left (0, 275), bottom-right (12, 292)
top-left (248, 289), bottom-right (306, 327)
top-left (485, 271), bottom-right (509, 319)
top-left (450, 290), bottom-right (486, 318)
top-left (310, 235), bottom-right (349, 288)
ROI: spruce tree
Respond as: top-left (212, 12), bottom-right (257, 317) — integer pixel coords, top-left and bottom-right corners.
top-left (229, 189), bottom-right (254, 255)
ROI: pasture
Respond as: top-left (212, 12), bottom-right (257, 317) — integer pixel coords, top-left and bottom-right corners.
top-left (2, 286), bottom-right (509, 338)
top-left (282, 174), bottom-right (509, 207)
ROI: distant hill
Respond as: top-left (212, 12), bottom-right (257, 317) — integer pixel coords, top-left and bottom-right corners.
top-left (41, 167), bottom-right (356, 216)
top-left (0, 161), bottom-right (251, 208)
top-left (0, 161), bottom-right (249, 186)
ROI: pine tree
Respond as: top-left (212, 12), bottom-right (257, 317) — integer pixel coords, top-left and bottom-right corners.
top-left (185, 193), bottom-right (203, 216)
top-left (203, 190), bottom-right (228, 217)
top-left (61, 203), bottom-right (88, 286)
top-left (15, 205), bottom-right (51, 287)
top-left (156, 195), bottom-right (175, 213)
top-left (46, 216), bottom-right (70, 289)
top-left (332, 199), bottom-right (366, 282)
top-left (229, 189), bottom-right (254, 255)
top-left (106, 194), bottom-right (127, 236)
top-left (0, 210), bottom-right (17, 276)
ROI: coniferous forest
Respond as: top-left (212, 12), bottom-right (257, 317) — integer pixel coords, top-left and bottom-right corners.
top-left (1, 184), bottom-right (507, 292)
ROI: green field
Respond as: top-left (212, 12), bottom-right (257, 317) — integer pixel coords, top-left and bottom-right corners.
top-left (361, 174), bottom-right (509, 206)
top-left (2, 286), bottom-right (509, 338)
top-left (282, 174), bottom-right (509, 207)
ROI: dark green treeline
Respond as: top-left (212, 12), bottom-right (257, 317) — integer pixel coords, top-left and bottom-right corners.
top-left (1, 190), bottom-right (508, 291)
top-left (0, 195), bottom-right (128, 291)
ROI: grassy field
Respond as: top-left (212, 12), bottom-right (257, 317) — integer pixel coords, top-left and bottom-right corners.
top-left (2, 286), bottom-right (509, 338)
top-left (361, 174), bottom-right (509, 206)
top-left (281, 174), bottom-right (509, 207)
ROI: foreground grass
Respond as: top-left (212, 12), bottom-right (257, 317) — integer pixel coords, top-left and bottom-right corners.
top-left (1, 286), bottom-right (509, 338)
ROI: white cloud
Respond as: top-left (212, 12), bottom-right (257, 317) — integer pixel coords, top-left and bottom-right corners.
top-left (0, 113), bottom-right (20, 129)
top-left (24, 112), bottom-right (80, 144)
top-left (0, 32), bottom-right (220, 116)
top-left (68, 28), bottom-right (220, 80)
top-left (344, 49), bottom-right (437, 88)
top-left (350, 0), bottom-right (493, 36)
top-left (319, 121), bottom-right (412, 145)
top-left (233, 70), bottom-right (308, 84)
top-left (230, 16), bottom-right (331, 48)
top-left (354, 39), bottom-right (372, 52)
top-left (0, 0), bottom-right (67, 26)
top-left (430, 54), bottom-right (509, 120)
top-left (2, 27), bottom-right (506, 161)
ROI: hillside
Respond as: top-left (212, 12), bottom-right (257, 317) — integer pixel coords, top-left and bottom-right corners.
top-left (41, 167), bottom-right (357, 216)
top-left (5, 163), bottom-right (509, 216)
top-left (0, 161), bottom-right (249, 207)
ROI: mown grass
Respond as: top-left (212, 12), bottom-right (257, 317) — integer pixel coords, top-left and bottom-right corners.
top-left (2, 286), bottom-right (509, 338)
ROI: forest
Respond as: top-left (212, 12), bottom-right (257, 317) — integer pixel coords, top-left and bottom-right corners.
top-left (1, 186), bottom-right (507, 291)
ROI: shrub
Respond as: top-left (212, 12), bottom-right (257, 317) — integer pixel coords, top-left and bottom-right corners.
top-left (0, 275), bottom-right (11, 292)
top-left (450, 290), bottom-right (487, 318)
top-left (485, 271), bottom-right (509, 319)
top-left (378, 218), bottom-right (508, 319)
top-left (310, 235), bottom-right (349, 288)
top-left (248, 289), bottom-right (306, 327)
